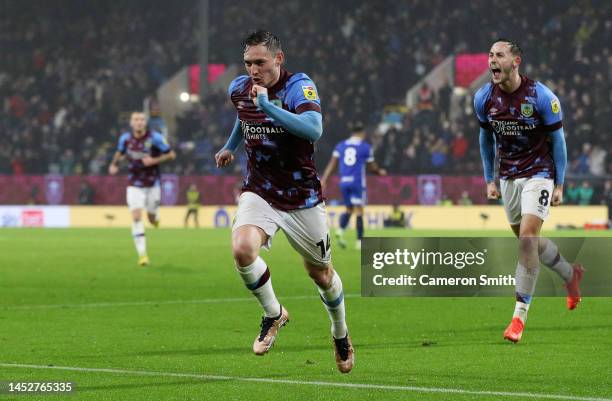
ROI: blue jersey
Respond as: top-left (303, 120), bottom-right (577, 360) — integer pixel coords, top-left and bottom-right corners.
top-left (474, 75), bottom-right (562, 180)
top-left (333, 137), bottom-right (373, 206)
top-left (333, 137), bottom-right (373, 187)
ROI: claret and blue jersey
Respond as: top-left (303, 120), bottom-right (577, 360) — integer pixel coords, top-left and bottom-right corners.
top-left (228, 68), bottom-right (323, 211)
top-left (117, 131), bottom-right (172, 188)
top-left (474, 75), bottom-right (563, 181)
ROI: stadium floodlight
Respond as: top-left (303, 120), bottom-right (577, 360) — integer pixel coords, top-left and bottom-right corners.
top-left (179, 92), bottom-right (190, 102)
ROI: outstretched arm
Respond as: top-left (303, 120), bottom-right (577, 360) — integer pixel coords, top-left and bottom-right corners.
top-left (216, 117), bottom-right (242, 168)
top-left (221, 118), bottom-right (244, 152)
top-left (108, 151), bottom-right (124, 175)
top-left (320, 156), bottom-right (339, 190)
top-left (367, 160), bottom-right (387, 176)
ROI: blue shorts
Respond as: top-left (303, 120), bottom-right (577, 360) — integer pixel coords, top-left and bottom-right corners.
top-left (340, 182), bottom-right (366, 207)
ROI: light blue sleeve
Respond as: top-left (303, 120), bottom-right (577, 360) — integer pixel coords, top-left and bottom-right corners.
top-left (151, 132), bottom-right (171, 153)
top-left (535, 82), bottom-right (563, 126)
top-left (117, 133), bottom-right (129, 154)
top-left (257, 93), bottom-right (323, 142)
top-left (228, 76), bottom-right (249, 98)
top-left (479, 127), bottom-right (496, 183)
top-left (550, 128), bottom-right (567, 185)
top-left (473, 83), bottom-right (492, 124)
top-left (285, 78), bottom-right (321, 111)
top-left (221, 118), bottom-right (243, 152)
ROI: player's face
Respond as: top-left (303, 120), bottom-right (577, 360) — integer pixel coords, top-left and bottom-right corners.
top-left (130, 113), bottom-right (147, 135)
top-left (244, 45), bottom-right (283, 88)
top-left (488, 42), bottom-right (520, 84)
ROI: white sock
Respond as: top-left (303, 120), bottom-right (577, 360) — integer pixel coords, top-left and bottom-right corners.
top-left (539, 238), bottom-right (573, 282)
top-left (236, 257), bottom-right (281, 318)
top-left (514, 262), bottom-right (538, 323)
top-left (513, 301), bottom-right (530, 323)
top-left (131, 220), bottom-right (146, 257)
top-left (317, 271), bottom-right (348, 339)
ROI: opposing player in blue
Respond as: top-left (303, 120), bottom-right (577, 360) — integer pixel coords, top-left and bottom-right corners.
top-left (108, 112), bottom-right (176, 266)
top-left (475, 39), bottom-right (584, 343)
top-left (320, 122), bottom-right (386, 250)
top-left (215, 31), bottom-right (353, 373)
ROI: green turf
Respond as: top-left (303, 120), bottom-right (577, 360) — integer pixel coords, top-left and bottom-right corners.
top-left (0, 228), bottom-right (611, 401)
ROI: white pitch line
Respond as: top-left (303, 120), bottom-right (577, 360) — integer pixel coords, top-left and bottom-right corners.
top-left (0, 363), bottom-right (610, 401)
top-left (1, 293), bottom-right (360, 311)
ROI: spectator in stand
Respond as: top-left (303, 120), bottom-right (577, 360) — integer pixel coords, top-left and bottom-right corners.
top-left (1, 0), bottom-right (609, 187)
top-left (565, 181), bottom-right (580, 205)
top-left (577, 180), bottom-right (594, 205)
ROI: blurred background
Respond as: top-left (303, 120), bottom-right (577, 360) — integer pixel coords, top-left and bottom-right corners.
top-left (1, 0), bottom-right (610, 220)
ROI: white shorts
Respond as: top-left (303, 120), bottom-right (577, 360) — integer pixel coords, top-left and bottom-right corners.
top-left (126, 186), bottom-right (161, 215)
top-left (233, 192), bottom-right (331, 267)
top-left (500, 177), bottom-right (554, 225)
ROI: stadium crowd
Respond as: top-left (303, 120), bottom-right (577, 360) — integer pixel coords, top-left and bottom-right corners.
top-left (1, 0), bottom-right (610, 203)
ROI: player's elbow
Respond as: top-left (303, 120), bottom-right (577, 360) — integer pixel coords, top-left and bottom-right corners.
top-left (311, 125), bottom-right (323, 141)
top-left (302, 111), bottom-right (322, 141)
top-left (308, 119), bottom-right (323, 141)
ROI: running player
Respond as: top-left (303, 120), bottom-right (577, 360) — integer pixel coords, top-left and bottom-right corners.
top-left (320, 122), bottom-right (386, 249)
top-left (474, 39), bottom-right (584, 343)
top-left (108, 112), bottom-right (176, 266)
top-left (215, 31), bottom-right (353, 372)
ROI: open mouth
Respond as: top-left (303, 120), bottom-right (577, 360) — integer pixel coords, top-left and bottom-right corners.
top-left (490, 67), bottom-right (501, 79)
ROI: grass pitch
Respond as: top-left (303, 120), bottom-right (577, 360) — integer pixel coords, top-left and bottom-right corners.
top-left (0, 228), bottom-right (611, 401)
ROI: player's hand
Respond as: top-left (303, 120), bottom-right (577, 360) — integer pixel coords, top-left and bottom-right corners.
top-left (551, 185), bottom-right (563, 206)
top-left (486, 182), bottom-right (501, 200)
top-left (108, 164), bottom-right (119, 175)
top-left (215, 149), bottom-right (235, 168)
top-left (141, 156), bottom-right (158, 167)
top-left (378, 168), bottom-right (387, 176)
top-left (251, 85), bottom-right (268, 107)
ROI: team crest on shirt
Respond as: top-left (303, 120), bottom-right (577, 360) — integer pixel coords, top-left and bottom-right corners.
top-left (302, 85), bottom-right (318, 101)
top-left (144, 139), bottom-right (152, 150)
top-left (520, 103), bottom-right (534, 117)
top-left (551, 98), bottom-right (561, 114)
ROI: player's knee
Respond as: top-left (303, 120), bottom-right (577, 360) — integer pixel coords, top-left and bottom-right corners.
top-left (232, 236), bottom-right (260, 267)
top-left (307, 264), bottom-right (333, 287)
top-left (518, 234), bottom-right (539, 255)
top-left (132, 210), bottom-right (142, 222)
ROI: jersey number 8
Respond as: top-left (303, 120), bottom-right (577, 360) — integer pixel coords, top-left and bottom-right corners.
top-left (343, 147), bottom-right (357, 166)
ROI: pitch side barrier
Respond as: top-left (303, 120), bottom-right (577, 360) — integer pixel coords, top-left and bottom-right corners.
top-left (0, 205), bottom-right (603, 229)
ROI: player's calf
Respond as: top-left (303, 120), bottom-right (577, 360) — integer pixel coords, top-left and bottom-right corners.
top-left (307, 263), bottom-right (353, 372)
